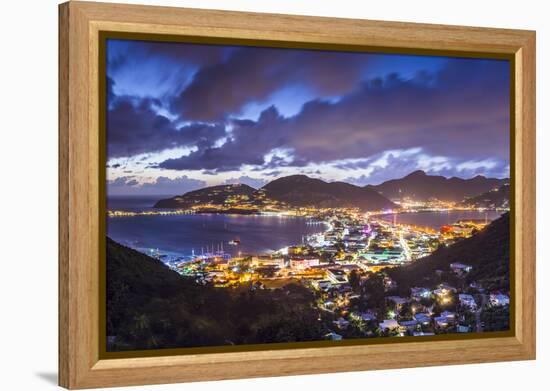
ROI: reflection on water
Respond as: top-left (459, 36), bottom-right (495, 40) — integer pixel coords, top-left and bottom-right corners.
top-left (107, 212), bottom-right (325, 258)
top-left (377, 210), bottom-right (504, 229)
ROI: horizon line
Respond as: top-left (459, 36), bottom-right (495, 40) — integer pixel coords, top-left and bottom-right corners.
top-left (107, 170), bottom-right (511, 198)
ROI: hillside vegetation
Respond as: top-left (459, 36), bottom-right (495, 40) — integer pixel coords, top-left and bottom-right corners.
top-left (388, 212), bottom-right (510, 294)
top-left (107, 238), bottom-right (324, 351)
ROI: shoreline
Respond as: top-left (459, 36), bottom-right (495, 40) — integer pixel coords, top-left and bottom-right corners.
top-left (107, 212), bottom-right (329, 262)
top-left (371, 209), bottom-right (506, 230)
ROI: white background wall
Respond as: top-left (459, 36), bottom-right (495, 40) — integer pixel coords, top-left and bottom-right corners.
top-left (0, 0), bottom-right (546, 389)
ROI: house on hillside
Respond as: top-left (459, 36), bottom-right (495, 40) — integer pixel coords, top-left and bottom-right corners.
top-left (489, 293), bottom-right (510, 306)
top-left (411, 287), bottom-right (431, 300)
top-left (433, 283), bottom-right (457, 299)
top-left (386, 296), bottom-right (409, 311)
top-left (325, 332), bottom-right (343, 341)
top-left (434, 311), bottom-right (456, 328)
top-left (458, 293), bottom-right (477, 310)
top-left (379, 319), bottom-right (400, 330)
top-left (450, 262), bottom-right (473, 276)
top-left (414, 313), bottom-right (432, 326)
top-left (333, 318), bottom-right (350, 330)
top-left (399, 319), bottom-right (419, 331)
top-left (327, 268), bottom-right (348, 284)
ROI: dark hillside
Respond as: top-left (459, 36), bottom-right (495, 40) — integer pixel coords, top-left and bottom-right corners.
top-left (461, 184), bottom-right (510, 209)
top-left (368, 170), bottom-right (508, 202)
top-left (262, 175), bottom-right (397, 211)
top-left (107, 238), bottom-right (324, 351)
top-left (388, 213), bottom-right (510, 294)
top-left (154, 183), bottom-right (256, 208)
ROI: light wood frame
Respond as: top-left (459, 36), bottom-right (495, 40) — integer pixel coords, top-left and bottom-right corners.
top-left (59, 1), bottom-right (536, 389)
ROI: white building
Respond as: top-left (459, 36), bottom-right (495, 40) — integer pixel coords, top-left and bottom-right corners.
top-left (333, 318), bottom-right (350, 329)
top-left (411, 287), bottom-right (431, 300)
top-left (327, 269), bottom-right (348, 284)
top-left (312, 279), bottom-right (332, 291)
top-left (289, 257), bottom-right (320, 270)
top-left (434, 316), bottom-right (451, 328)
top-left (399, 319), bottom-right (419, 330)
top-left (379, 319), bottom-right (400, 330)
top-left (490, 293), bottom-right (510, 306)
top-left (414, 313), bottom-right (432, 325)
top-left (325, 332), bottom-right (343, 341)
top-left (450, 262), bottom-right (473, 275)
top-left (359, 312), bottom-right (377, 322)
top-left (458, 293), bottom-right (478, 309)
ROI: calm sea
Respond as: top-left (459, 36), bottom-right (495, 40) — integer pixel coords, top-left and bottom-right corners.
top-left (106, 196), bottom-right (326, 258)
top-left (377, 210), bottom-right (504, 229)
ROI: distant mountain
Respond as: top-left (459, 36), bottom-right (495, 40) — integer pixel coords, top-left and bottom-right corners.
top-left (388, 212), bottom-right (510, 294)
top-left (261, 175), bottom-right (397, 211)
top-left (154, 175), bottom-right (397, 211)
top-left (461, 184), bottom-right (510, 209)
top-left (154, 183), bottom-right (256, 208)
top-left (367, 170), bottom-right (508, 202)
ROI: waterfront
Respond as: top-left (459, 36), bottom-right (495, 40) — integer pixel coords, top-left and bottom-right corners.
top-left (376, 210), bottom-right (504, 229)
top-left (103, 39), bottom-right (513, 349)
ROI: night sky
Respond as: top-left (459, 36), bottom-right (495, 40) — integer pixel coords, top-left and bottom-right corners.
top-left (106, 39), bottom-right (510, 196)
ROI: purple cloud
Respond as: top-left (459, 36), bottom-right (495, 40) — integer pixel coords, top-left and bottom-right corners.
top-left (157, 59), bottom-right (509, 173)
top-left (171, 47), bottom-right (369, 121)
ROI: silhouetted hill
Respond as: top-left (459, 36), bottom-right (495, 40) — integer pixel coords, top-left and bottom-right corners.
top-left (154, 183), bottom-right (256, 208)
top-left (367, 170), bottom-right (508, 202)
top-left (107, 238), bottom-right (324, 351)
top-left (461, 184), bottom-right (510, 209)
top-left (262, 175), bottom-right (397, 211)
top-left (388, 212), bottom-right (510, 294)
top-left (154, 175), bottom-right (397, 211)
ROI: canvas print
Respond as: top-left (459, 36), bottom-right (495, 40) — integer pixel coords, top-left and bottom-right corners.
top-left (105, 39), bottom-right (511, 352)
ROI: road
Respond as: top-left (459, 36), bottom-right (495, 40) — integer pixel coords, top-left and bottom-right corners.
top-left (398, 230), bottom-right (412, 262)
top-left (474, 294), bottom-right (488, 332)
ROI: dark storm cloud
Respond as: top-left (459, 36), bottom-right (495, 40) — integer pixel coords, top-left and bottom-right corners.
top-left (278, 59), bottom-right (509, 162)
top-left (158, 106), bottom-right (284, 171)
top-left (171, 47), bottom-right (369, 121)
top-left (107, 76), bottom-right (116, 103)
top-left (107, 92), bottom-right (226, 158)
top-left (107, 40), bottom-right (230, 99)
top-left (107, 40), bottom-right (226, 73)
top-left (158, 139), bottom-right (265, 171)
top-left (157, 107), bottom-right (312, 172)
top-left (157, 59), bottom-right (509, 172)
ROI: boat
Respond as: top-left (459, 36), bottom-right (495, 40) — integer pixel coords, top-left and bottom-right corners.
top-left (228, 239), bottom-right (241, 246)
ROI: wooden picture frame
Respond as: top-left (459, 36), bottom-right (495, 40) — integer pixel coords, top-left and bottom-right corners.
top-left (59, 1), bottom-right (536, 389)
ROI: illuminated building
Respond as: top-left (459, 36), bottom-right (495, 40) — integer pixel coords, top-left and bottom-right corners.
top-left (251, 255), bottom-right (285, 268)
top-left (458, 293), bottom-right (477, 309)
top-left (326, 268), bottom-right (347, 284)
top-left (289, 257), bottom-right (320, 270)
top-left (450, 262), bottom-right (473, 275)
top-left (379, 319), bottom-right (400, 330)
top-left (489, 293), bottom-right (510, 306)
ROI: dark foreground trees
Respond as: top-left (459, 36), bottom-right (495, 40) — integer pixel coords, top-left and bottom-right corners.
top-left (107, 238), bottom-right (324, 351)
